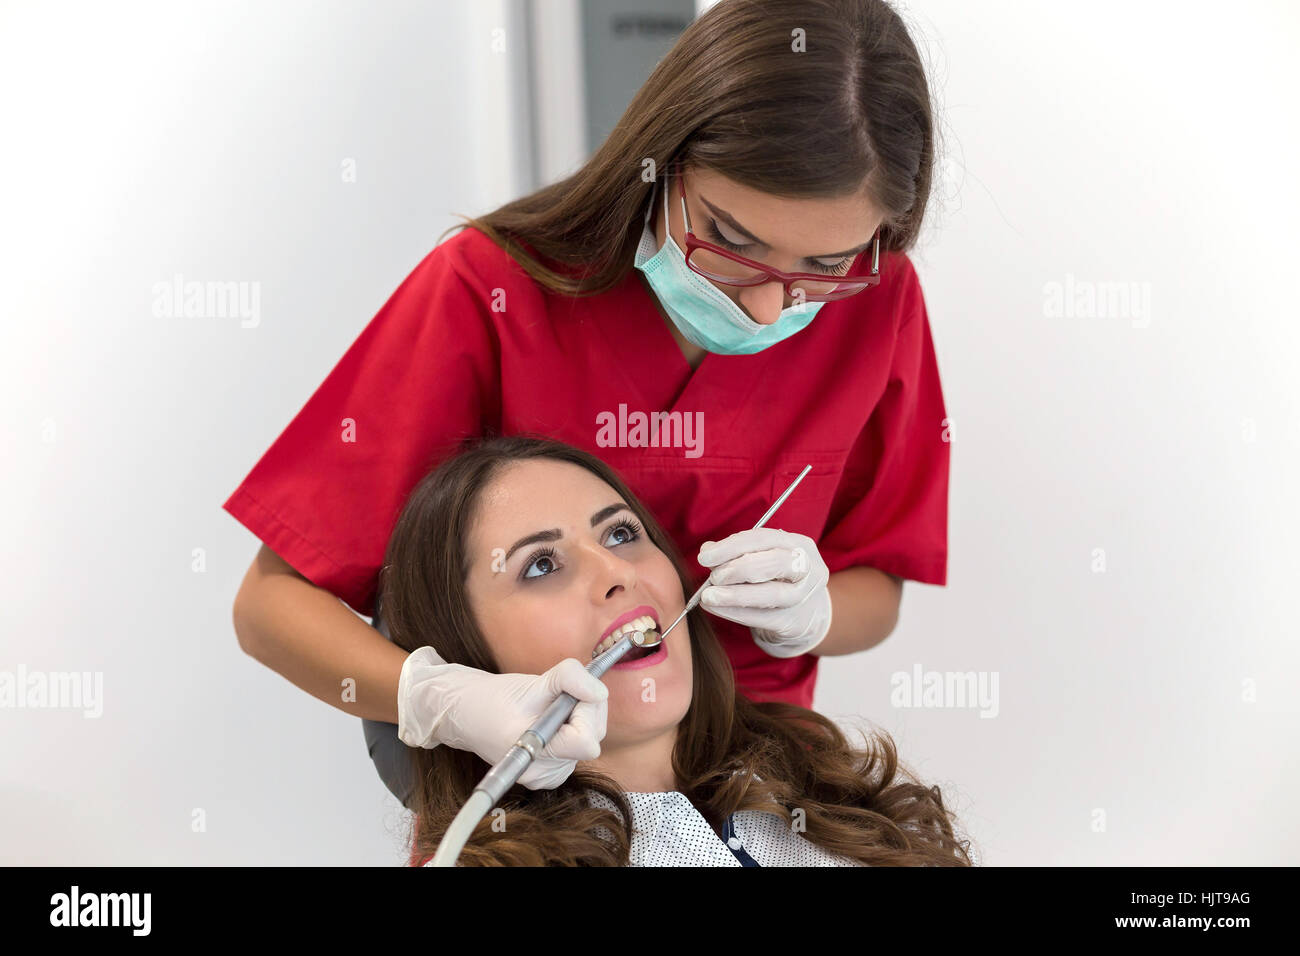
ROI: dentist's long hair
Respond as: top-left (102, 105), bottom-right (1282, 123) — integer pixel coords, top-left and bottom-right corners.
top-left (379, 434), bottom-right (972, 866)
top-left (435, 0), bottom-right (938, 297)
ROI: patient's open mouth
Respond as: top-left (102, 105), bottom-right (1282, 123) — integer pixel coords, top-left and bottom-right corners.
top-left (610, 636), bottom-right (667, 670)
top-left (621, 640), bottom-right (658, 662)
top-left (592, 610), bottom-right (661, 660)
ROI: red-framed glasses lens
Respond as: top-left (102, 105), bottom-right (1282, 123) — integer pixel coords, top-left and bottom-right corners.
top-left (673, 161), bottom-right (881, 302)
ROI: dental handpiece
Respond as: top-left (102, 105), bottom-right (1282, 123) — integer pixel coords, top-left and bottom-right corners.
top-left (473, 627), bottom-right (663, 809)
top-left (428, 464), bottom-right (811, 866)
top-left (428, 627), bottom-right (662, 866)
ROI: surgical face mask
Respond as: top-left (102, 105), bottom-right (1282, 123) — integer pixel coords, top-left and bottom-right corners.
top-left (633, 178), bottom-right (826, 356)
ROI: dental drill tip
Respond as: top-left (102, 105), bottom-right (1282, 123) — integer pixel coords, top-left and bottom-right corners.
top-left (590, 627), bottom-right (665, 661)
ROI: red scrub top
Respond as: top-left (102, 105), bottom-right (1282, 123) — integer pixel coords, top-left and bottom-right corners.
top-left (222, 226), bottom-right (949, 710)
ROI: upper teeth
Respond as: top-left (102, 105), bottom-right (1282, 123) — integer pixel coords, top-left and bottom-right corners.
top-left (593, 615), bottom-right (657, 657)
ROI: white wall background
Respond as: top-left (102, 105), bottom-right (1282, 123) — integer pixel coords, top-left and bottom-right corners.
top-left (2, 0), bottom-right (1296, 865)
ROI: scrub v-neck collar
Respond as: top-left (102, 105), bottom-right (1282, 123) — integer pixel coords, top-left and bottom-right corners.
top-left (601, 267), bottom-right (770, 420)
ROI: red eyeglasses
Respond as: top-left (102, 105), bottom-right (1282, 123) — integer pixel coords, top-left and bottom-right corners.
top-left (670, 161), bottom-right (882, 302)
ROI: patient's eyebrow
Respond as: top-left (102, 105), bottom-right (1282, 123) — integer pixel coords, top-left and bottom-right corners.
top-left (503, 503), bottom-right (631, 563)
top-left (699, 193), bottom-right (876, 260)
top-left (588, 502), bottom-right (630, 527)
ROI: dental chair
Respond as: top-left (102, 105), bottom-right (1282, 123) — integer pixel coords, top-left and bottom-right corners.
top-left (361, 593), bottom-right (418, 810)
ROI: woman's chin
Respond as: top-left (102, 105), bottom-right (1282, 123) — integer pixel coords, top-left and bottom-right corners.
top-left (605, 665), bottom-right (690, 721)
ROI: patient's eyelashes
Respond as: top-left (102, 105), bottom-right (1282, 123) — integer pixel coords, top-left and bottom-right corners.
top-left (521, 546), bottom-right (559, 581)
top-left (606, 517), bottom-right (643, 546)
top-left (519, 518), bottom-right (645, 581)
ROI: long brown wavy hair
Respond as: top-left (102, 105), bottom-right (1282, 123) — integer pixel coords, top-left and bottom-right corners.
top-left (379, 434), bottom-right (973, 866)
top-left (436, 0), bottom-right (938, 295)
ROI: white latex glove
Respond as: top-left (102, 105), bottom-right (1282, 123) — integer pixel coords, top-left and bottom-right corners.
top-left (397, 646), bottom-right (609, 790)
top-left (697, 527), bottom-right (833, 659)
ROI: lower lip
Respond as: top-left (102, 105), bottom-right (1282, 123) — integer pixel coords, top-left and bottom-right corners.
top-left (610, 639), bottom-right (668, 670)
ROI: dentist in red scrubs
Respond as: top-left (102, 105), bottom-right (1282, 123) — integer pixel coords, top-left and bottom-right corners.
top-left (225, 0), bottom-right (949, 810)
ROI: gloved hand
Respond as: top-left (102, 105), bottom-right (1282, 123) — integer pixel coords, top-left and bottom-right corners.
top-left (397, 646), bottom-right (609, 790)
top-left (697, 528), bottom-right (833, 659)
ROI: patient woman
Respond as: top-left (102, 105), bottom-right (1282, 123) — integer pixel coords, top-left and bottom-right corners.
top-left (378, 434), bottom-right (973, 867)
